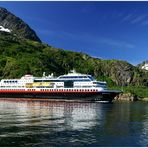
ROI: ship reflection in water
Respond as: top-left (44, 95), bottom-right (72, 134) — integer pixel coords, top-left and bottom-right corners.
top-left (0, 99), bottom-right (147, 147)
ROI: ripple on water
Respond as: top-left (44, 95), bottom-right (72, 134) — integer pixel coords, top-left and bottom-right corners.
top-left (0, 100), bottom-right (147, 147)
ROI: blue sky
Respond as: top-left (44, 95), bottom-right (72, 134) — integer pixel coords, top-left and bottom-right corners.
top-left (0, 1), bottom-right (148, 65)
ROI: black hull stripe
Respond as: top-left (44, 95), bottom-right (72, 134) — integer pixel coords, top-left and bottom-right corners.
top-left (0, 92), bottom-right (119, 102)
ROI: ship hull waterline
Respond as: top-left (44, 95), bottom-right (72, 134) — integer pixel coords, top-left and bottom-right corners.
top-left (0, 90), bottom-right (120, 103)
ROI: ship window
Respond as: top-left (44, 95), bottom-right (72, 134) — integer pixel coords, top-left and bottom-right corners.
top-left (59, 76), bottom-right (88, 79)
top-left (88, 76), bottom-right (94, 81)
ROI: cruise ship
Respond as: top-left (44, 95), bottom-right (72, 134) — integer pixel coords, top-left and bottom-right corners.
top-left (0, 70), bottom-right (121, 103)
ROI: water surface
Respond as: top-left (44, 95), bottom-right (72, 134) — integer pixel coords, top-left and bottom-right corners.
top-left (0, 99), bottom-right (147, 146)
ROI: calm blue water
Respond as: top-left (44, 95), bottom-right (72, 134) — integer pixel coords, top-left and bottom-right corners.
top-left (0, 100), bottom-right (147, 147)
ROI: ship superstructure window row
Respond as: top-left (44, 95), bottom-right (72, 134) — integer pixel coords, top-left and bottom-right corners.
top-left (34, 79), bottom-right (91, 82)
top-left (58, 76), bottom-right (93, 80)
top-left (59, 76), bottom-right (88, 79)
top-left (4, 80), bottom-right (18, 83)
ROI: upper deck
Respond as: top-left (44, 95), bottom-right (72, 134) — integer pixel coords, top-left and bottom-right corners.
top-left (0, 70), bottom-right (107, 89)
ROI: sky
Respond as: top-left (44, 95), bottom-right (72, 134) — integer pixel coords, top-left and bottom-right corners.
top-left (0, 1), bottom-right (148, 65)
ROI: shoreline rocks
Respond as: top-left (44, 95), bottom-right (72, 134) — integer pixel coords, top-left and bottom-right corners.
top-left (142, 98), bottom-right (148, 101)
top-left (114, 93), bottom-right (139, 101)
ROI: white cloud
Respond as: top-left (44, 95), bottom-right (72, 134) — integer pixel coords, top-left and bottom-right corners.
top-left (131, 15), bottom-right (147, 24)
top-left (121, 11), bottom-right (148, 26)
top-left (121, 13), bottom-right (136, 23)
top-left (38, 27), bottom-right (135, 50)
top-left (97, 37), bottom-right (135, 49)
top-left (141, 20), bottom-right (148, 26)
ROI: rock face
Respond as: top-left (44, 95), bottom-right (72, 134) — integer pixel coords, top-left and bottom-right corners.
top-left (137, 61), bottom-right (148, 70)
top-left (115, 93), bottom-right (138, 101)
top-left (108, 61), bottom-right (134, 86)
top-left (0, 7), bottom-right (41, 42)
top-left (143, 98), bottom-right (148, 101)
top-left (93, 60), bottom-right (148, 87)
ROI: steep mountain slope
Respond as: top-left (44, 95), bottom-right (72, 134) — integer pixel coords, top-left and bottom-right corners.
top-left (0, 7), bottom-right (41, 42)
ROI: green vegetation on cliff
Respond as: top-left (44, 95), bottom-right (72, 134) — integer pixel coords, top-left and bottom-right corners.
top-left (0, 32), bottom-right (148, 97)
top-left (110, 86), bottom-right (148, 99)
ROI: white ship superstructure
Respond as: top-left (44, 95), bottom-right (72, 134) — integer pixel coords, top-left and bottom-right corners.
top-left (0, 75), bottom-right (34, 89)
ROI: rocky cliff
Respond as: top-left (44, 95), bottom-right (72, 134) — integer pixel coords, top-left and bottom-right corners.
top-left (0, 7), bottom-right (41, 42)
